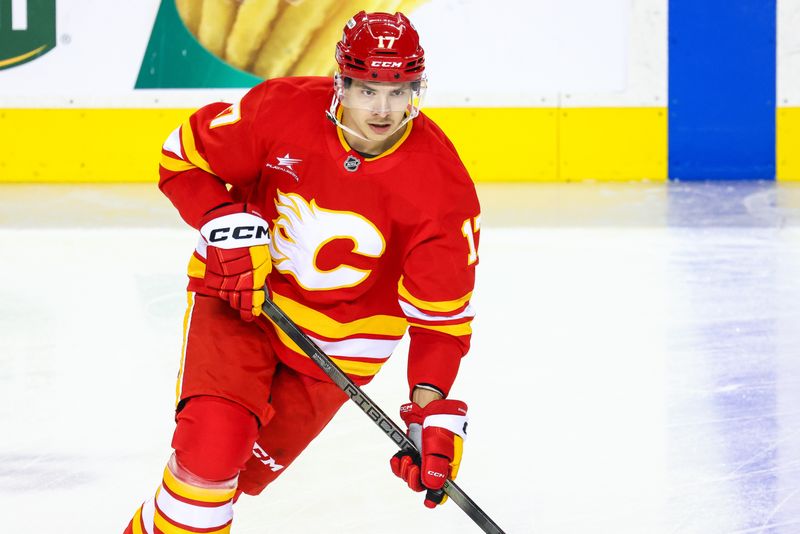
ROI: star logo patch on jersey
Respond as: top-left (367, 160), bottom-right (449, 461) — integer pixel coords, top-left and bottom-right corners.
top-left (277, 153), bottom-right (302, 170)
top-left (266, 153), bottom-right (302, 181)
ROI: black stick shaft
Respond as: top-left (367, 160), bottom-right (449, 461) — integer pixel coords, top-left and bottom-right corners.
top-left (261, 297), bottom-right (506, 534)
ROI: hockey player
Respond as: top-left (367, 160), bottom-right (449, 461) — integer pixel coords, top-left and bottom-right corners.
top-left (125, 11), bottom-right (479, 533)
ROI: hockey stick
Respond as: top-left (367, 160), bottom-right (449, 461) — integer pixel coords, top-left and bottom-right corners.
top-left (261, 296), bottom-right (506, 534)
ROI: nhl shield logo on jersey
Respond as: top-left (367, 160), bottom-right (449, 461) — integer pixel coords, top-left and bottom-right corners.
top-left (0, 0), bottom-right (57, 71)
top-left (343, 155), bottom-right (361, 172)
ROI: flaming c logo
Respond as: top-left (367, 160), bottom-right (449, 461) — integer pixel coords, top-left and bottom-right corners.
top-left (269, 191), bottom-right (386, 291)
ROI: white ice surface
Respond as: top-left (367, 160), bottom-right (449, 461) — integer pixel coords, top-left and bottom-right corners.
top-left (2, 183), bottom-right (800, 533)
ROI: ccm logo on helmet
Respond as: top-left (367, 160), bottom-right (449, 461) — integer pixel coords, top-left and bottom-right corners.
top-left (209, 225), bottom-right (269, 243)
top-left (371, 61), bottom-right (403, 68)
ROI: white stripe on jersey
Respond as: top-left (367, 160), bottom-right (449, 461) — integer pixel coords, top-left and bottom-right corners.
top-left (195, 236), bottom-right (208, 259)
top-left (399, 299), bottom-right (475, 322)
top-left (163, 126), bottom-right (184, 160)
top-left (307, 333), bottom-right (401, 359)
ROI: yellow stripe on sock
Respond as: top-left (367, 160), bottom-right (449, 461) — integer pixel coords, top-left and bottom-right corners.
top-left (131, 506), bottom-right (145, 534)
top-left (154, 512), bottom-right (231, 534)
top-left (161, 465), bottom-right (236, 504)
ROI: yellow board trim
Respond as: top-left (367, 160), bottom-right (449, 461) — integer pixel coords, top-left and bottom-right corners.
top-left (0, 107), bottom-right (666, 182)
top-left (271, 325), bottom-right (385, 376)
top-left (398, 276), bottom-right (472, 313)
top-left (778, 108), bottom-right (800, 181)
top-left (408, 321), bottom-right (472, 336)
top-left (162, 466), bottom-right (237, 504)
top-left (271, 291), bottom-right (407, 338)
top-left (558, 107), bottom-right (667, 182)
top-left (425, 107), bottom-right (560, 182)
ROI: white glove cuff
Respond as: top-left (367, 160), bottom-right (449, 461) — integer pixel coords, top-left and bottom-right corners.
top-left (200, 212), bottom-right (270, 249)
top-left (423, 414), bottom-right (468, 441)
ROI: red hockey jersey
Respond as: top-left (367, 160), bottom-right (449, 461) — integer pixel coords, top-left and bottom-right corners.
top-left (158, 77), bottom-right (480, 396)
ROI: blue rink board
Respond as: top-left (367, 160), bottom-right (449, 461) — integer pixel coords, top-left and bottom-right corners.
top-left (669, 0), bottom-right (776, 180)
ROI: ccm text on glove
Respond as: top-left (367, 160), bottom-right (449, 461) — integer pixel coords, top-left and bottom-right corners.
top-left (390, 399), bottom-right (468, 508)
top-left (199, 203), bottom-right (272, 321)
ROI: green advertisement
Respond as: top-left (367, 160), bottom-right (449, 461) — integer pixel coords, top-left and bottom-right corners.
top-left (136, 0), bottom-right (392, 89)
top-left (0, 0), bottom-right (56, 71)
top-left (136, 0), bottom-right (260, 89)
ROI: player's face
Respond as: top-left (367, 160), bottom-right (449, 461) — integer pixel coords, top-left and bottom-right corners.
top-left (340, 80), bottom-right (412, 140)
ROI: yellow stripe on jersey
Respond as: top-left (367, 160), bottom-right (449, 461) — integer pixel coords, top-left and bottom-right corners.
top-left (175, 292), bottom-right (196, 407)
top-left (271, 325), bottom-right (385, 376)
top-left (162, 466), bottom-right (237, 504)
top-left (187, 255), bottom-right (206, 278)
top-left (180, 120), bottom-right (215, 175)
top-left (160, 153), bottom-right (196, 173)
top-left (398, 276), bottom-right (472, 314)
top-left (271, 292), bottom-right (408, 338)
top-left (331, 357), bottom-right (384, 376)
top-left (408, 321), bottom-right (473, 337)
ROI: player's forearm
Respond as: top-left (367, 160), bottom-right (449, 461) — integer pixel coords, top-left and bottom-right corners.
top-left (407, 329), bottom-right (467, 399)
top-left (411, 385), bottom-right (444, 407)
top-left (159, 167), bottom-right (233, 229)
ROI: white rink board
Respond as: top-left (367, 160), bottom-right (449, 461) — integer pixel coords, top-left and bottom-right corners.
top-left (0, 0), bottom-right (665, 108)
top-left (5, 1), bottom-right (800, 107)
top-left (778, 0), bottom-right (800, 105)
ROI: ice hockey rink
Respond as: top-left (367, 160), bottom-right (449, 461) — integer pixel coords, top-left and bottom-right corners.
top-left (2, 181), bottom-right (800, 533)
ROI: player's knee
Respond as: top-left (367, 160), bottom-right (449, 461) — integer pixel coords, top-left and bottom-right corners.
top-left (172, 395), bottom-right (259, 481)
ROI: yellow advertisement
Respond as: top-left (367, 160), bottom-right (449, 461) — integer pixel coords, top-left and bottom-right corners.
top-left (176, 0), bottom-right (429, 79)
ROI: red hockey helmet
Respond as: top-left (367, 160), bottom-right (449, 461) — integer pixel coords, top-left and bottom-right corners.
top-left (335, 11), bottom-right (425, 83)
